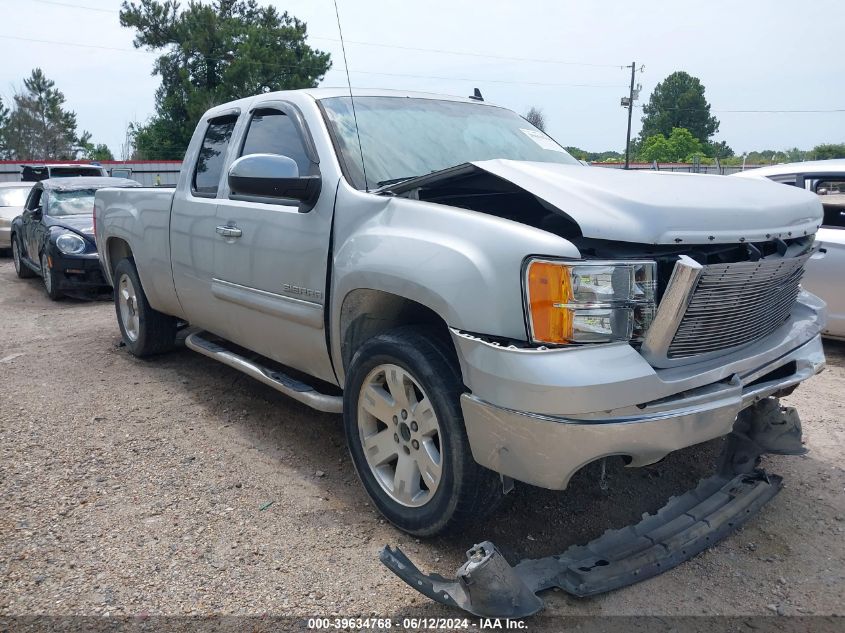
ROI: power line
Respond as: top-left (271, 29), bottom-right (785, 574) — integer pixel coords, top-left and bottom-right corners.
top-left (633, 105), bottom-right (845, 114)
top-left (0, 34), bottom-right (626, 89)
top-left (349, 69), bottom-right (625, 88)
top-left (16, 0), bottom-right (114, 12)
top-left (320, 38), bottom-right (625, 69)
top-left (13, 0), bottom-right (626, 69)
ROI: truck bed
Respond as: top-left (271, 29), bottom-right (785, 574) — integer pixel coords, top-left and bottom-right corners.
top-left (94, 186), bottom-right (181, 317)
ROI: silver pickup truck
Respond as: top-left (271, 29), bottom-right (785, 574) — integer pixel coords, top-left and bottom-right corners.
top-left (95, 88), bottom-right (826, 550)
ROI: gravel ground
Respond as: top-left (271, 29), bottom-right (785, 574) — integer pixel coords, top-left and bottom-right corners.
top-left (1, 257), bottom-right (844, 620)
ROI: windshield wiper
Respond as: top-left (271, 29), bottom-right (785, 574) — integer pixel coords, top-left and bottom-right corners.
top-left (376, 176), bottom-right (419, 188)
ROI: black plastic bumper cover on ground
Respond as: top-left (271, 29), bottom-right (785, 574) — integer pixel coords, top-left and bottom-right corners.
top-left (380, 470), bottom-right (782, 618)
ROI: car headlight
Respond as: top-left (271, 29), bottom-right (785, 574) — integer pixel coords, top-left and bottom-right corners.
top-left (524, 258), bottom-right (657, 344)
top-left (56, 232), bottom-right (87, 255)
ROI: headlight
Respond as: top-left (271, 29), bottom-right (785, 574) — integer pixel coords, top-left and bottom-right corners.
top-left (56, 233), bottom-right (87, 255)
top-left (525, 258), bottom-right (657, 344)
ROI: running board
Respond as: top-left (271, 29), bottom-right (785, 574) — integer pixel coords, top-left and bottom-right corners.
top-left (380, 470), bottom-right (782, 618)
top-left (184, 331), bottom-right (343, 414)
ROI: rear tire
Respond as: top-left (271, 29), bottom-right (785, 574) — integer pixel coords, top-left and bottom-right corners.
top-left (113, 257), bottom-right (177, 357)
top-left (343, 326), bottom-right (503, 536)
top-left (12, 237), bottom-right (35, 278)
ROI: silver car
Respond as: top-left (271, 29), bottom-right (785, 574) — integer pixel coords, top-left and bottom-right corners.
top-left (734, 159), bottom-right (845, 340)
top-left (0, 181), bottom-right (34, 253)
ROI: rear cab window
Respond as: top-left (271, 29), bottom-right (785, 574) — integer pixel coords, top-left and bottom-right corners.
top-left (192, 115), bottom-right (238, 197)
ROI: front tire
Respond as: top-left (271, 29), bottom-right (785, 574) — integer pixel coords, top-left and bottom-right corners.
top-left (41, 251), bottom-right (62, 300)
top-left (12, 237), bottom-right (35, 278)
top-left (113, 258), bottom-right (177, 357)
top-left (343, 326), bottom-right (502, 536)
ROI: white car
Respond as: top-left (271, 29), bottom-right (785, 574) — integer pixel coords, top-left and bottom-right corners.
top-left (0, 181), bottom-right (34, 254)
top-left (735, 159), bottom-right (845, 340)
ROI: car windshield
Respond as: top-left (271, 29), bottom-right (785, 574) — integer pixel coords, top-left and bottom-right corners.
top-left (320, 96), bottom-right (579, 190)
top-left (0, 186), bottom-right (31, 206)
top-left (46, 190), bottom-right (96, 217)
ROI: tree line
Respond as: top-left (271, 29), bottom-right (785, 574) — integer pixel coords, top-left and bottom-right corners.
top-left (553, 71), bottom-right (845, 165)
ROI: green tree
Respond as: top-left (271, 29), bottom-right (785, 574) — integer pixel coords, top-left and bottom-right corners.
top-left (78, 131), bottom-right (115, 161)
top-left (564, 147), bottom-right (624, 162)
top-left (3, 68), bottom-right (90, 159)
top-left (524, 106), bottom-right (546, 131)
top-left (121, 0), bottom-right (332, 159)
top-left (705, 140), bottom-right (734, 159)
top-left (638, 127), bottom-right (703, 163)
top-left (639, 71), bottom-right (719, 145)
top-left (811, 143), bottom-right (845, 160)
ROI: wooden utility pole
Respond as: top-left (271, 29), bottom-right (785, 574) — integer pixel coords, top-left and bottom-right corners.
top-left (623, 61), bottom-right (637, 169)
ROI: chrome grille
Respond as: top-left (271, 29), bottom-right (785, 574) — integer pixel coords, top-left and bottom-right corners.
top-left (667, 253), bottom-right (809, 358)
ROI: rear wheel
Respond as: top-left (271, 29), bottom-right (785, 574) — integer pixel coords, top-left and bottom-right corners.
top-left (40, 251), bottom-right (62, 300)
top-left (114, 257), bottom-right (177, 357)
top-left (12, 237), bottom-right (35, 278)
top-left (343, 326), bottom-right (502, 536)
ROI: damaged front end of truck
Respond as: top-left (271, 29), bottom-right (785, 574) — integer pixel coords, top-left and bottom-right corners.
top-left (372, 159), bottom-right (826, 618)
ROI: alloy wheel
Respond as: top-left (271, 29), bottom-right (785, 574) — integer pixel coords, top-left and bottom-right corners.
top-left (12, 239), bottom-right (21, 274)
top-left (118, 273), bottom-right (140, 342)
top-left (41, 253), bottom-right (52, 294)
top-left (357, 363), bottom-right (443, 507)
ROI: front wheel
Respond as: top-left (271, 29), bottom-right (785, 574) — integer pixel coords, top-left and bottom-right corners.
top-left (343, 326), bottom-right (502, 536)
top-left (113, 258), bottom-right (177, 357)
top-left (41, 251), bottom-right (62, 300)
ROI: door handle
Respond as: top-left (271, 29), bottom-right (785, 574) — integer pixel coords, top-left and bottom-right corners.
top-left (216, 225), bottom-right (242, 238)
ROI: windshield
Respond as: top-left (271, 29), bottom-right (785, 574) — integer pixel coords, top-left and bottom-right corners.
top-left (320, 96), bottom-right (579, 190)
top-left (46, 190), bottom-right (96, 217)
top-left (0, 186), bottom-right (31, 207)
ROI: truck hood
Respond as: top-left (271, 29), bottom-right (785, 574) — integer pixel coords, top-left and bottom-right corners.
top-left (469, 160), bottom-right (823, 245)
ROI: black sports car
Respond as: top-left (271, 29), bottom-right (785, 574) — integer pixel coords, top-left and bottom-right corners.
top-left (11, 177), bottom-right (140, 299)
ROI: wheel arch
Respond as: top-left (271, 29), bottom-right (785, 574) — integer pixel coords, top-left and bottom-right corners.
top-left (105, 236), bottom-right (133, 284)
top-left (336, 288), bottom-right (457, 387)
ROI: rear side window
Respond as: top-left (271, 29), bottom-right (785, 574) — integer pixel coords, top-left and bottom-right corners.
top-left (240, 109), bottom-right (311, 175)
top-left (822, 205), bottom-right (845, 229)
top-left (767, 174), bottom-right (797, 186)
top-left (193, 115), bottom-right (238, 196)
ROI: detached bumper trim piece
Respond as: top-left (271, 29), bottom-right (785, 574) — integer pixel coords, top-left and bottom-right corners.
top-left (380, 470), bottom-right (781, 618)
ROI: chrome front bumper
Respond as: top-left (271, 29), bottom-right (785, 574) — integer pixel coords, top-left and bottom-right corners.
top-left (453, 291), bottom-right (826, 490)
top-left (0, 225), bottom-right (10, 249)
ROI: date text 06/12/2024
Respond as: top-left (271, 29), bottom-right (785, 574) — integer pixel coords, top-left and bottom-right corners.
top-left (306, 617), bottom-right (528, 629)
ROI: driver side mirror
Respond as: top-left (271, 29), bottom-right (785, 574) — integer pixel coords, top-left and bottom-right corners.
top-left (228, 153), bottom-right (321, 208)
top-left (31, 205), bottom-right (43, 220)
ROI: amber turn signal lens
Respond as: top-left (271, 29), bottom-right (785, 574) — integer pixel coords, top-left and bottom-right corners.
top-left (526, 260), bottom-right (574, 344)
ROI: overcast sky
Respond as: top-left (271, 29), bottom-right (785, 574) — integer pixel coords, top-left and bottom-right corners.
top-left (0, 0), bottom-right (842, 159)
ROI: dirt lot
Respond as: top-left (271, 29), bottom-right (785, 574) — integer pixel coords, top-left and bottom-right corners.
top-left (1, 256), bottom-right (844, 621)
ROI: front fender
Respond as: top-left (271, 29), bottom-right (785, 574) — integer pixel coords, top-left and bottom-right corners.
top-left (330, 185), bottom-right (581, 381)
